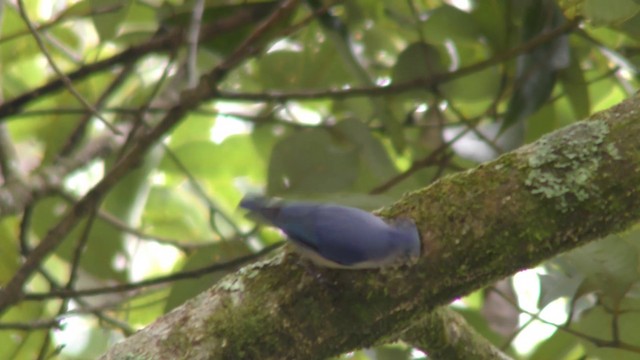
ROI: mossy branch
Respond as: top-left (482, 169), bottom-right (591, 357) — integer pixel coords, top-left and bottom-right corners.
top-left (100, 95), bottom-right (640, 359)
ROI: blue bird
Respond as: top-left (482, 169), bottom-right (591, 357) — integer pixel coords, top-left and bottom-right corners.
top-left (239, 195), bottom-right (421, 269)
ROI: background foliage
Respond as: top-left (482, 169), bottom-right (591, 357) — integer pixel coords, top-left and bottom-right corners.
top-left (0, 0), bottom-right (639, 359)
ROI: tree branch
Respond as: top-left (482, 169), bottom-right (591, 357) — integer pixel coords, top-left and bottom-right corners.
top-left (100, 94), bottom-right (640, 359)
top-left (0, 4), bottom-right (272, 121)
top-left (214, 17), bottom-right (580, 102)
top-left (0, 131), bottom-right (123, 217)
top-left (0, 0), bottom-right (301, 316)
top-left (402, 308), bottom-right (512, 360)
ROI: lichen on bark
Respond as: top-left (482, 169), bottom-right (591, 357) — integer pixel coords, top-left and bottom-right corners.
top-left (524, 119), bottom-right (620, 212)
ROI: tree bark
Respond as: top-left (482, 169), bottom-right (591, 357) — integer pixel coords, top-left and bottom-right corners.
top-left (100, 95), bottom-right (640, 359)
top-left (403, 308), bottom-right (512, 360)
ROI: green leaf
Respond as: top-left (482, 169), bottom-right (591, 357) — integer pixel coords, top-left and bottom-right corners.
top-left (124, 287), bottom-right (171, 328)
top-left (559, 50), bottom-right (590, 120)
top-left (421, 5), bottom-right (481, 43)
top-left (376, 99), bottom-right (407, 154)
top-left (574, 303), bottom-right (640, 360)
top-left (3, 58), bottom-right (47, 99)
top-left (60, 0), bottom-right (93, 18)
top-left (0, 302), bottom-right (48, 360)
top-left (618, 12), bottom-right (640, 38)
top-left (256, 36), bottom-right (352, 91)
top-left (164, 241), bottom-right (251, 312)
top-left (583, 0), bottom-right (640, 25)
top-left (334, 119), bottom-right (398, 191)
top-left (529, 330), bottom-right (582, 360)
top-left (57, 147), bottom-right (161, 281)
top-left (142, 186), bottom-right (212, 241)
top-left (160, 2), bottom-right (287, 55)
top-left (250, 123), bottom-right (291, 163)
top-left (168, 113), bottom-right (216, 148)
top-left (525, 100), bottom-right (558, 142)
top-left (161, 135), bottom-right (264, 180)
top-left (502, 0), bottom-right (569, 133)
top-left (392, 42), bottom-right (446, 84)
top-left (456, 307), bottom-right (507, 348)
top-left (589, 74), bottom-right (627, 112)
top-left (538, 271), bottom-right (584, 309)
top-left (267, 128), bottom-right (359, 195)
top-left (440, 40), bottom-right (501, 116)
top-left (90, 0), bottom-right (129, 41)
top-left (470, 0), bottom-right (508, 51)
top-left (0, 6), bottom-right (41, 64)
top-left (0, 219), bottom-right (20, 284)
top-left (561, 233), bottom-right (640, 306)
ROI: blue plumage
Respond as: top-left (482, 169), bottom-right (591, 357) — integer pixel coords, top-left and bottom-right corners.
top-left (240, 195), bottom-right (421, 269)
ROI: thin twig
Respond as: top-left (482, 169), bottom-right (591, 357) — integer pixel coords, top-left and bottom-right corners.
top-left (187, 0), bottom-right (205, 88)
top-left (369, 124), bottom-right (475, 194)
top-left (57, 189), bottom-right (208, 251)
top-left (0, 319), bottom-right (62, 331)
top-left (489, 287), bottom-right (640, 354)
top-left (0, 5), bottom-right (270, 120)
top-left (58, 63), bottom-right (136, 157)
top-left (216, 18), bottom-right (581, 102)
top-left (0, 3), bottom-right (123, 45)
top-left (23, 242), bottom-right (284, 300)
top-left (16, 0), bottom-right (120, 134)
top-left (0, 129), bottom-right (123, 217)
top-left (0, 0), bottom-right (302, 314)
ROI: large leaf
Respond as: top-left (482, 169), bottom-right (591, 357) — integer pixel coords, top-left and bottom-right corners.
top-left (0, 219), bottom-right (20, 284)
top-left (0, 302), bottom-right (49, 360)
top-left (164, 241), bottom-right (251, 312)
top-left (267, 128), bottom-right (359, 195)
top-left (470, 0), bottom-right (508, 51)
top-left (583, 0), bottom-right (640, 25)
top-left (558, 50), bottom-right (590, 120)
top-left (256, 28), bottom-right (353, 91)
top-left (574, 302), bottom-right (640, 360)
top-left (57, 146), bottom-right (162, 281)
top-left (161, 135), bottom-right (264, 180)
top-left (440, 40), bottom-right (501, 117)
top-left (392, 42), bottom-right (446, 86)
top-left (502, 0), bottom-right (569, 132)
top-left (160, 1), bottom-right (287, 56)
top-left (333, 119), bottom-right (398, 192)
top-left (529, 330), bottom-right (582, 360)
top-left (142, 186), bottom-right (212, 242)
top-left (560, 233), bottom-right (640, 307)
top-left (421, 4), bottom-right (481, 43)
top-left (90, 0), bottom-right (129, 41)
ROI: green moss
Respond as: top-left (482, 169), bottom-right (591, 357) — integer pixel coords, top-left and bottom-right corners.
top-left (525, 120), bottom-right (620, 212)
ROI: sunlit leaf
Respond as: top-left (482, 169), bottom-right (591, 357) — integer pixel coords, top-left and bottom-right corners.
top-left (529, 330), bottom-right (582, 360)
top-left (90, 0), bottom-right (129, 41)
top-left (0, 219), bottom-right (20, 284)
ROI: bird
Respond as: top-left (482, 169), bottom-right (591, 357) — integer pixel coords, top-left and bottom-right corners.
top-left (239, 195), bottom-right (421, 269)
